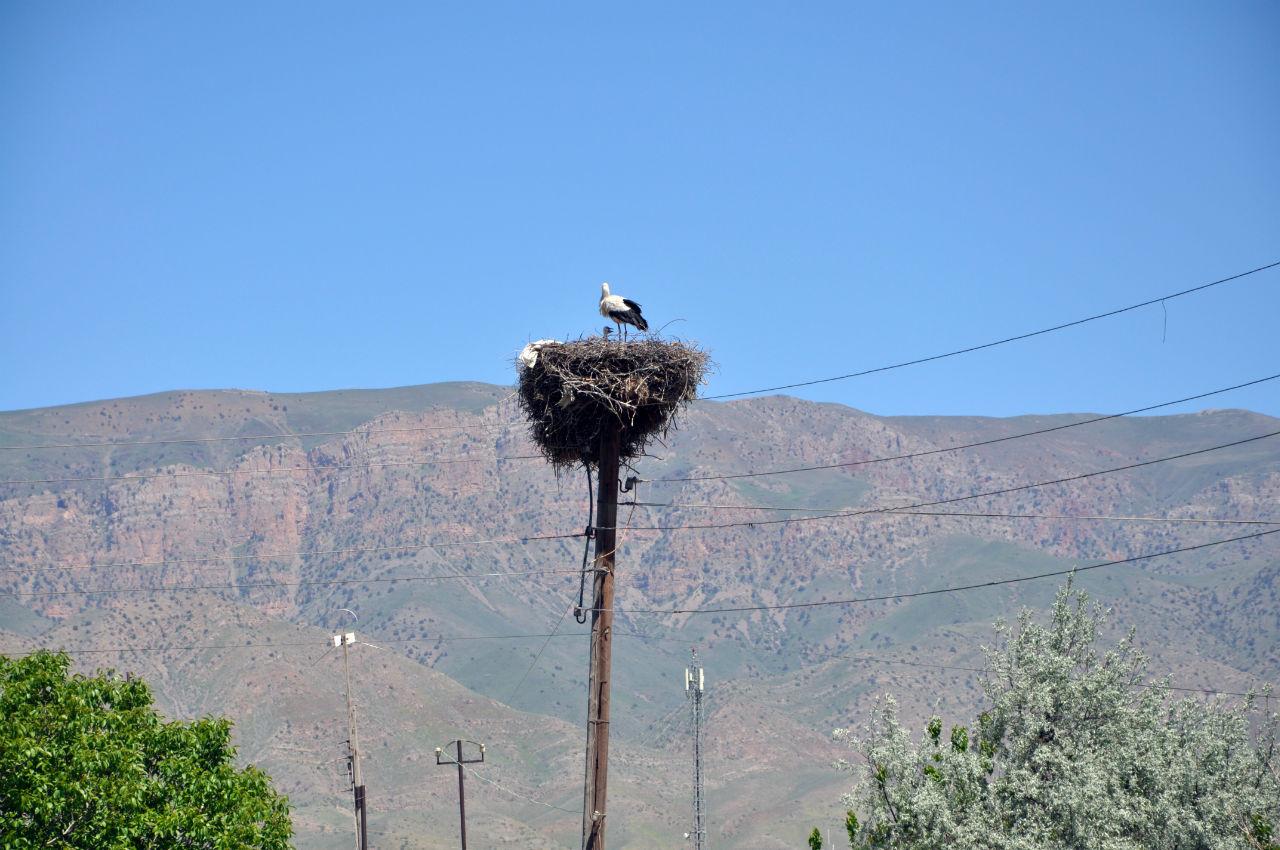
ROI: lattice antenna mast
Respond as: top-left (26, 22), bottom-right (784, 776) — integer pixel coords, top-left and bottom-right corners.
top-left (685, 649), bottom-right (706, 850)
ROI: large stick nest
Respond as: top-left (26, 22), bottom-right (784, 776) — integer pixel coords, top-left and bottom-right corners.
top-left (516, 337), bottom-right (711, 470)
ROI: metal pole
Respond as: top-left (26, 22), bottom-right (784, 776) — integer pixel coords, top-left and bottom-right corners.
top-left (342, 637), bottom-right (364, 789)
top-left (437, 740), bottom-right (485, 850)
top-left (336, 631), bottom-right (367, 850)
top-left (687, 650), bottom-right (705, 850)
top-left (583, 420), bottom-right (620, 850)
top-left (456, 740), bottom-right (468, 850)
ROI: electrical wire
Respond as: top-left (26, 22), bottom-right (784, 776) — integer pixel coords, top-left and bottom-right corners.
top-left (620, 501), bottom-right (1280, 526)
top-left (506, 604), bottom-right (577, 705)
top-left (634, 700), bottom-right (693, 749)
top-left (608, 527), bottom-right (1280, 616)
top-left (0, 420), bottom-right (522, 452)
top-left (618, 429), bottom-right (1280, 532)
top-left (842, 509), bottom-right (1279, 525)
top-left (10, 384), bottom-right (1265, 549)
top-left (0, 531), bottom-right (584, 575)
top-left (5, 271), bottom-right (1275, 660)
top-left (622, 501), bottom-right (1280, 524)
top-left (700, 260), bottom-right (1280, 400)
top-left (0, 453), bottom-right (543, 486)
top-left (41, 629), bottom-right (1265, 700)
top-left (6, 264), bottom-right (1274, 461)
top-left (5, 264), bottom-right (1275, 790)
top-left (0, 565), bottom-right (590, 598)
top-left (649, 373), bottom-right (1280, 484)
top-left (461, 764), bottom-right (581, 816)
top-left (604, 629), bottom-right (1274, 701)
top-left (7, 429), bottom-right (1274, 579)
top-left (57, 631), bottom-right (589, 655)
top-left (4, 378), bottom-right (1271, 585)
top-left (818, 651), bottom-right (1267, 698)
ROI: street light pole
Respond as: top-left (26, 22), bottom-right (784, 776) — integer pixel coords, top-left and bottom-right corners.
top-left (333, 629), bottom-right (367, 850)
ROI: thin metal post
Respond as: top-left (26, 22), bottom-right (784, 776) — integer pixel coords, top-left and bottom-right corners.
top-left (334, 630), bottom-right (368, 850)
top-left (456, 741), bottom-right (467, 850)
top-left (686, 650), bottom-right (706, 850)
top-left (437, 740), bottom-right (485, 849)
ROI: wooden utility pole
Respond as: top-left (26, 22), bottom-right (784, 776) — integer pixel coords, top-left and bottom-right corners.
top-left (582, 420), bottom-right (621, 850)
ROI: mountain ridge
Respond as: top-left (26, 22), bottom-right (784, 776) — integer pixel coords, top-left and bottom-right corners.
top-left (2, 382), bottom-right (1277, 848)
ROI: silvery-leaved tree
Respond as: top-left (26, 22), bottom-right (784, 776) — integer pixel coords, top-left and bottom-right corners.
top-left (834, 578), bottom-right (1279, 850)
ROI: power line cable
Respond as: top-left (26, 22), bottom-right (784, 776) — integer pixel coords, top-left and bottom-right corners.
top-left (4, 379), bottom-right (1270, 594)
top-left (0, 453), bottom-right (542, 486)
top-left (817, 651), bottom-right (1267, 698)
top-left (8, 430), bottom-right (1274, 578)
top-left (0, 531), bottom-right (584, 575)
top-left (1, 565), bottom-right (589, 598)
top-left (54, 631), bottom-right (589, 655)
top-left (6, 370), bottom-right (1267, 497)
top-left (628, 502), bottom-right (1278, 524)
top-left (6, 263), bottom-right (1274, 458)
top-left (11, 378), bottom-right (1267, 582)
top-left (0, 420), bottom-right (522, 452)
top-left (506, 604), bottom-right (578, 705)
top-left (701, 260), bottom-right (1280, 400)
top-left (636, 700), bottom-right (693, 750)
top-left (40, 628), bottom-right (1265, 700)
top-left (850, 509), bottom-right (1278, 525)
top-left (620, 430), bottom-right (1280, 532)
top-left (651, 373), bottom-right (1280, 484)
top-left (606, 628), bottom-right (1275, 700)
top-left (610, 527), bottom-right (1280, 616)
top-left (461, 764), bottom-right (582, 816)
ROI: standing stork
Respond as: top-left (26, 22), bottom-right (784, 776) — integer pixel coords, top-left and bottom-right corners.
top-left (599, 283), bottom-right (648, 340)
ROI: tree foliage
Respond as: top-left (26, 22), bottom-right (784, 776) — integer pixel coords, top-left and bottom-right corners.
top-left (835, 579), bottom-right (1280, 850)
top-left (0, 649), bottom-right (293, 849)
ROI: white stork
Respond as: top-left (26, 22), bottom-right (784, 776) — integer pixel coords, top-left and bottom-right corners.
top-left (599, 283), bottom-right (648, 340)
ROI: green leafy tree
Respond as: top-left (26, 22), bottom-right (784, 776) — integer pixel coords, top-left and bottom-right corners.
top-left (808, 826), bottom-right (824, 849)
top-left (0, 649), bottom-right (293, 849)
top-left (835, 578), bottom-right (1279, 850)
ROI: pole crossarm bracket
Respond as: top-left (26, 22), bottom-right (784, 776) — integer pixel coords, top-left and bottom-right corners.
top-left (435, 739), bottom-right (486, 765)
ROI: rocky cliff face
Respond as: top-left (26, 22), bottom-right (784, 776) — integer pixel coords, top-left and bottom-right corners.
top-left (2, 385), bottom-right (1277, 848)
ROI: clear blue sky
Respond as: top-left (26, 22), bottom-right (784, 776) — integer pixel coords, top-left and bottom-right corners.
top-left (3, 2), bottom-right (1277, 418)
